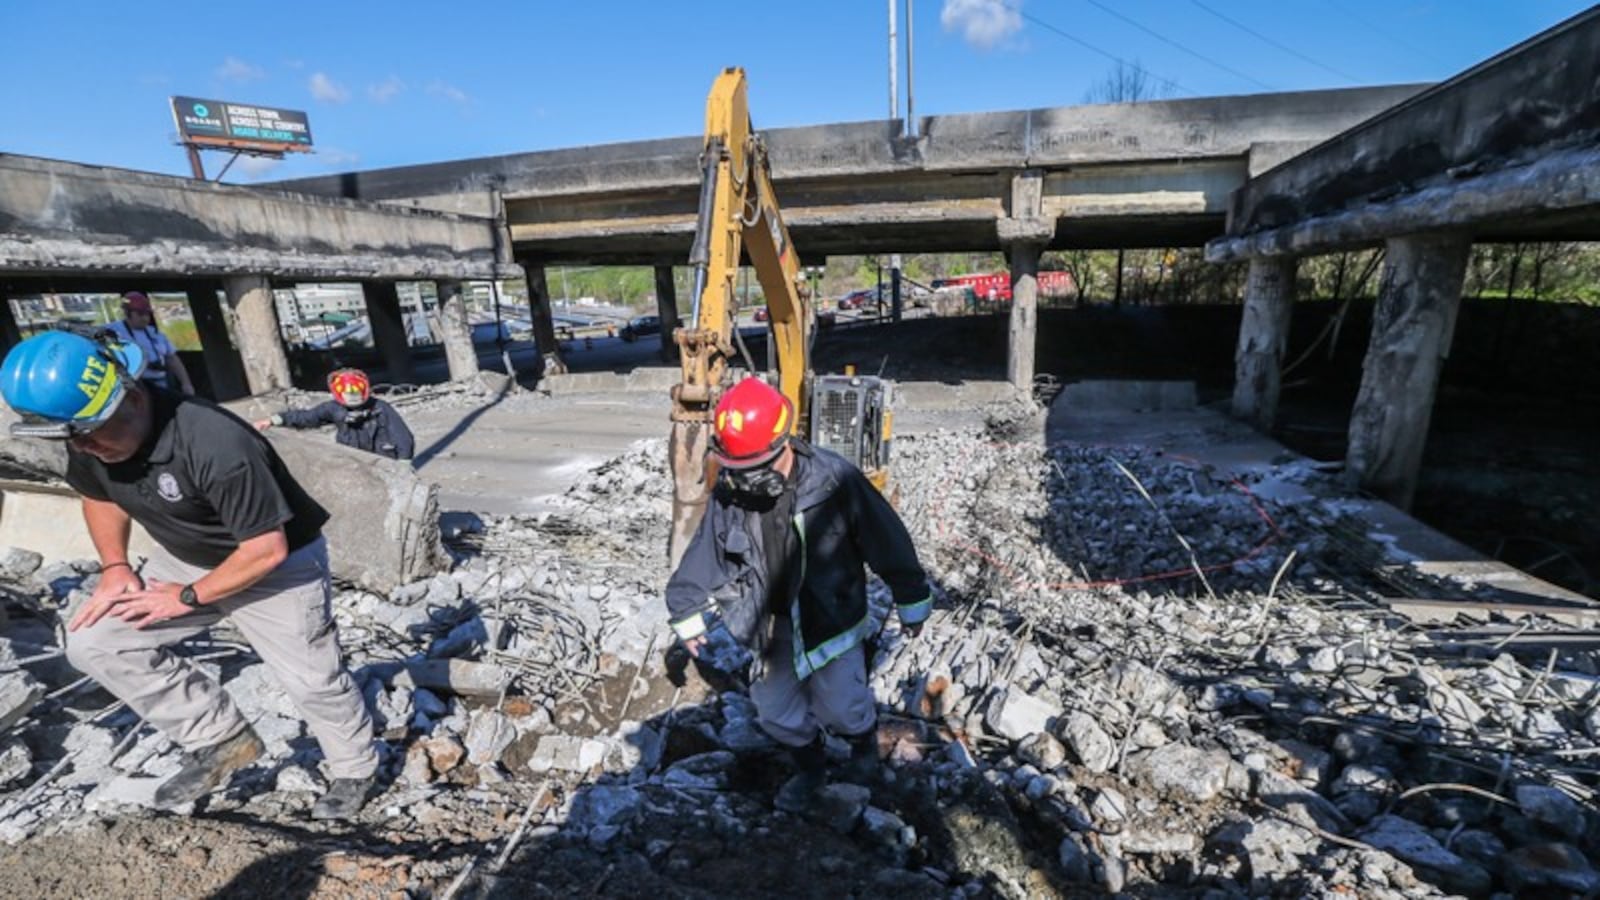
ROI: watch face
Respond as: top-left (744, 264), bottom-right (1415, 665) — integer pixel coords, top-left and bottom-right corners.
top-left (180, 586), bottom-right (200, 608)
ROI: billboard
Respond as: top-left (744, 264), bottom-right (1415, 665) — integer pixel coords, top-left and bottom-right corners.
top-left (170, 96), bottom-right (313, 153)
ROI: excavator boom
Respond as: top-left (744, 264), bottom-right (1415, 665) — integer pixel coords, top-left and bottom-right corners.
top-left (668, 68), bottom-right (811, 567)
top-left (668, 68), bottom-right (891, 568)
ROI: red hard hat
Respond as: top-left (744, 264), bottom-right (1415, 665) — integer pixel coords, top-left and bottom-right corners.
top-left (712, 377), bottom-right (793, 469)
top-left (328, 368), bottom-right (371, 407)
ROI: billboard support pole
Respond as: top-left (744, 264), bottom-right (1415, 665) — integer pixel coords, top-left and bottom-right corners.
top-left (185, 144), bottom-right (206, 180)
top-left (212, 150), bottom-right (244, 182)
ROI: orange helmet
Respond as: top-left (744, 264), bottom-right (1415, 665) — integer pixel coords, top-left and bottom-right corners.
top-left (712, 377), bottom-right (793, 469)
top-left (327, 368), bottom-right (371, 408)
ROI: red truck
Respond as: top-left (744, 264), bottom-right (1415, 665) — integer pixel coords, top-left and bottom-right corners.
top-left (932, 271), bottom-right (1075, 302)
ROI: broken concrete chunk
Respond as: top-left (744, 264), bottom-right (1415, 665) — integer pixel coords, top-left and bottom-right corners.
top-left (983, 687), bottom-right (1059, 742)
top-left (809, 783), bottom-right (870, 834)
top-left (1016, 732), bottom-right (1066, 771)
top-left (528, 734), bottom-right (607, 775)
top-left (1060, 712), bottom-right (1115, 774)
top-left (566, 784), bottom-right (641, 831)
top-left (1130, 743), bottom-right (1232, 804)
top-left (0, 546), bottom-right (44, 581)
top-left (1500, 843), bottom-right (1600, 895)
top-left (1356, 814), bottom-right (1492, 896)
top-left (464, 710), bottom-right (516, 766)
top-left (0, 671), bottom-right (44, 734)
top-left (0, 738), bottom-right (32, 788)
top-left (1514, 784), bottom-right (1587, 840)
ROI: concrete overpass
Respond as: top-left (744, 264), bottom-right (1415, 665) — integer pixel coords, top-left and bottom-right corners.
top-left (0, 154), bottom-right (516, 397)
top-left (273, 84), bottom-right (1423, 378)
top-left (275, 85), bottom-right (1424, 262)
top-left (1211, 7), bottom-right (1600, 511)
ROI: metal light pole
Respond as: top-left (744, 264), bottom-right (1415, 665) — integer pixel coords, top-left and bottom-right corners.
top-left (905, 0), bottom-right (916, 137)
top-left (888, 0), bottom-right (899, 121)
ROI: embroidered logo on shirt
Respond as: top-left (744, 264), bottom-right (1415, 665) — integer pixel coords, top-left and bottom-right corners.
top-left (156, 472), bottom-right (183, 502)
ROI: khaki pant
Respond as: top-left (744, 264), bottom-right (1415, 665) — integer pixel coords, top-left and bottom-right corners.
top-left (750, 617), bottom-right (876, 748)
top-left (65, 537), bottom-right (378, 780)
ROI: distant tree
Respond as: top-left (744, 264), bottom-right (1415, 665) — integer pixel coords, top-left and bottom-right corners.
top-left (1084, 61), bottom-right (1174, 104)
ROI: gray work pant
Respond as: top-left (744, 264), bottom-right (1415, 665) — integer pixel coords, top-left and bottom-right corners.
top-left (750, 617), bottom-right (876, 748)
top-left (64, 537), bottom-right (379, 780)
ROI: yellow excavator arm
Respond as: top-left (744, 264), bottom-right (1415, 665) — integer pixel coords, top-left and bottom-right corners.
top-left (668, 68), bottom-right (892, 568)
top-left (668, 68), bottom-right (811, 566)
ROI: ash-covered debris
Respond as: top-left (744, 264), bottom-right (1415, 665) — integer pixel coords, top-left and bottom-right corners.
top-left (0, 427), bottom-right (1596, 898)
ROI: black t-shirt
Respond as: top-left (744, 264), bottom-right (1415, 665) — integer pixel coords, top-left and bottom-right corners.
top-left (64, 390), bottom-right (330, 568)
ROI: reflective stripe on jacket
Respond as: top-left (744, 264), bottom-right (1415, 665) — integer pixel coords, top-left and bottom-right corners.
top-left (666, 439), bottom-right (931, 679)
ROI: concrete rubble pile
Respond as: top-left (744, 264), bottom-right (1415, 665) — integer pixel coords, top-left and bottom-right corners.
top-left (0, 424), bottom-right (1596, 897)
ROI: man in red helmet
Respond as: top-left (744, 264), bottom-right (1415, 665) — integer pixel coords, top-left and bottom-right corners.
top-left (255, 369), bottom-right (415, 462)
top-left (666, 377), bottom-right (931, 813)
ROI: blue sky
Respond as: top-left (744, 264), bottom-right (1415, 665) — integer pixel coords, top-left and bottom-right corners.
top-left (1, 1), bottom-right (1589, 182)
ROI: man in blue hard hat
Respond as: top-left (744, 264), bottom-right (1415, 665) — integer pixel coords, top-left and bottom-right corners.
top-left (0, 330), bottom-right (379, 819)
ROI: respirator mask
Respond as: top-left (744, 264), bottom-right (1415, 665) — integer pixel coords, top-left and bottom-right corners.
top-left (722, 464), bottom-right (786, 499)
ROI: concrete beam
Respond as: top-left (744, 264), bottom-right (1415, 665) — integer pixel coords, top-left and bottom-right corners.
top-left (1208, 142), bottom-right (1600, 261)
top-left (1214, 8), bottom-right (1600, 258)
top-left (363, 282), bottom-right (415, 384)
top-left (266, 86), bottom-right (1420, 262)
top-left (1231, 257), bottom-right (1298, 430)
top-left (0, 406), bottom-right (445, 593)
top-left (1345, 235), bottom-right (1471, 509)
top-left (272, 85), bottom-right (1422, 204)
top-left (436, 280), bottom-right (480, 381)
top-left (184, 285), bottom-right (250, 402)
top-left (224, 275), bottom-right (292, 394)
top-left (0, 154), bottom-right (519, 281)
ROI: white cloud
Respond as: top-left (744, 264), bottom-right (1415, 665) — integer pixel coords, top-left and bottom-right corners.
top-left (318, 147), bottom-right (361, 168)
top-left (216, 56), bottom-right (264, 82)
top-left (427, 80), bottom-right (472, 106)
top-left (308, 72), bottom-right (350, 103)
top-left (235, 156), bottom-right (283, 179)
top-left (941, 0), bottom-right (1023, 51)
top-left (367, 75), bottom-right (405, 103)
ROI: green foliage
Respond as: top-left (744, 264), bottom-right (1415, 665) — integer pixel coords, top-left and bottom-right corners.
top-left (161, 319), bottom-right (201, 352)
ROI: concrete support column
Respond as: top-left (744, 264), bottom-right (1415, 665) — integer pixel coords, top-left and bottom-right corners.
top-left (0, 289), bottom-right (24, 351)
top-left (521, 262), bottom-right (567, 375)
top-left (1231, 256), bottom-right (1299, 430)
top-left (363, 282), bottom-right (415, 384)
top-left (223, 275), bottom-right (292, 394)
top-left (1006, 243), bottom-right (1042, 390)
top-left (1345, 234), bottom-right (1471, 509)
top-left (653, 266), bottom-right (681, 363)
top-left (997, 170), bottom-right (1055, 392)
top-left (435, 279), bottom-right (480, 381)
top-left (185, 284), bottom-right (250, 401)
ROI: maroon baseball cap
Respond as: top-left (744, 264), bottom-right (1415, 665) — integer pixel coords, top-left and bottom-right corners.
top-left (122, 291), bottom-right (154, 312)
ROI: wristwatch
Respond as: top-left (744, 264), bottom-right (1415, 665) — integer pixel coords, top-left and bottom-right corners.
top-left (179, 584), bottom-right (203, 609)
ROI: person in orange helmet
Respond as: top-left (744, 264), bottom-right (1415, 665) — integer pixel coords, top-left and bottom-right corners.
top-left (665, 377), bottom-right (930, 813)
top-left (255, 368), bottom-right (414, 461)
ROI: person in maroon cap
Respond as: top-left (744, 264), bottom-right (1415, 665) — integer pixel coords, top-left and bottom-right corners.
top-left (105, 292), bottom-right (195, 395)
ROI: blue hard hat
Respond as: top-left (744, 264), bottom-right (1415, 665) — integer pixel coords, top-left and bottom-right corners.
top-left (0, 331), bottom-right (146, 435)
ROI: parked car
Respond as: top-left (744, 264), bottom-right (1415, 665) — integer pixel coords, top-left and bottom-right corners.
top-left (753, 308), bottom-right (769, 322)
top-left (837, 289), bottom-right (877, 310)
top-left (619, 314), bottom-right (661, 342)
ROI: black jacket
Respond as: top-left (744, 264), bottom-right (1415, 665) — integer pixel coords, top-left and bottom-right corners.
top-left (278, 399), bottom-right (415, 461)
top-left (666, 439), bottom-right (930, 679)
